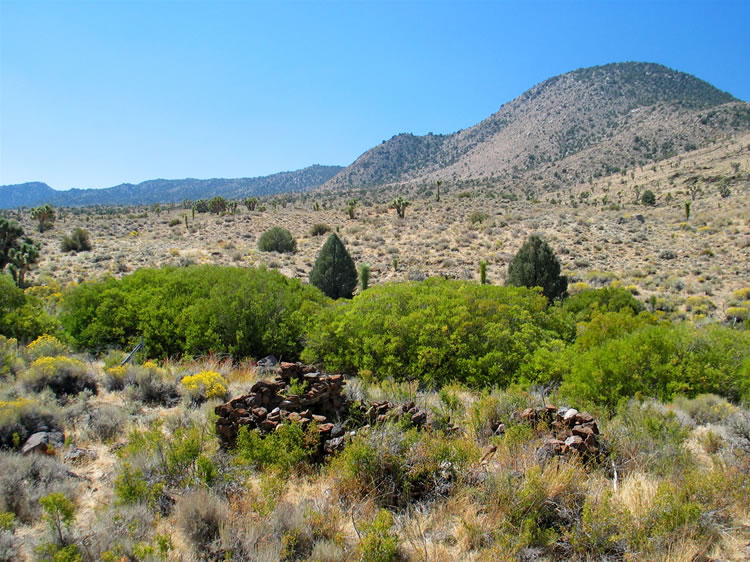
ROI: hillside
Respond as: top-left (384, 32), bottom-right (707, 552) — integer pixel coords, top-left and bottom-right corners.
top-left (0, 164), bottom-right (343, 209)
top-left (323, 62), bottom-right (750, 193)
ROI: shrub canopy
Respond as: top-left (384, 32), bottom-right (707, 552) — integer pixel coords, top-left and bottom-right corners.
top-left (60, 265), bottom-right (327, 359)
top-left (302, 278), bottom-right (570, 387)
top-left (257, 227), bottom-right (296, 253)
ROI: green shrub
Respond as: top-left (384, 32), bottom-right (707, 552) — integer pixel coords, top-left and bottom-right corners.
top-left (0, 275), bottom-right (60, 342)
top-left (113, 463), bottom-right (152, 505)
top-left (355, 509), bottom-right (399, 562)
top-left (258, 227), bottom-right (297, 253)
top-left (234, 422), bottom-right (317, 472)
top-left (302, 279), bottom-right (567, 387)
top-left (559, 324), bottom-right (750, 411)
top-left (60, 265), bottom-right (327, 360)
top-left (310, 223), bottom-right (331, 236)
top-left (39, 492), bottom-right (76, 545)
top-left (60, 228), bottom-right (92, 252)
top-left (606, 400), bottom-right (693, 477)
top-left (116, 418), bottom-right (217, 493)
top-left (641, 189), bottom-right (656, 206)
top-left (562, 286), bottom-right (645, 323)
top-left (469, 211), bottom-right (489, 225)
top-left (329, 425), bottom-right (476, 508)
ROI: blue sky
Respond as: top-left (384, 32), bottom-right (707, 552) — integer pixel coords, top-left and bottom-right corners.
top-left (1, 0), bottom-right (748, 190)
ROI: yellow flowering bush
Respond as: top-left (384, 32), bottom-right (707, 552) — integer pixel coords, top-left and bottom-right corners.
top-left (26, 335), bottom-right (68, 360)
top-left (0, 397), bottom-right (60, 449)
top-left (726, 307), bottom-right (748, 322)
top-left (104, 365), bottom-right (128, 391)
top-left (22, 355), bottom-right (97, 397)
top-left (0, 335), bottom-right (23, 378)
top-left (568, 282), bottom-right (590, 295)
top-left (180, 370), bottom-right (228, 402)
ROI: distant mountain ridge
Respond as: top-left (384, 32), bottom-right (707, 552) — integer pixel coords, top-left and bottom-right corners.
top-left (0, 165), bottom-right (343, 209)
top-left (323, 62), bottom-right (750, 193)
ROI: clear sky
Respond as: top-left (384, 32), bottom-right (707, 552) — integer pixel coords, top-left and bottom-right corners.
top-left (1, 0), bottom-right (748, 190)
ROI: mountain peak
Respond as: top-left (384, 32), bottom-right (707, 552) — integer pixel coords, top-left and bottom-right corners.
top-left (323, 61), bottom-right (749, 192)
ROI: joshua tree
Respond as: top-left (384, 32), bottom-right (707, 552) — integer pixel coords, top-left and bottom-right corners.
top-left (0, 217), bottom-right (24, 270)
top-left (479, 260), bottom-right (488, 285)
top-left (31, 204), bottom-right (55, 232)
top-left (346, 199), bottom-right (358, 220)
top-left (8, 237), bottom-right (40, 287)
top-left (391, 196), bottom-right (410, 219)
top-left (359, 263), bottom-right (371, 292)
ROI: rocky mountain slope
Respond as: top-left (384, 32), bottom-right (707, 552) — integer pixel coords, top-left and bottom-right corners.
top-left (0, 164), bottom-right (343, 209)
top-left (323, 62), bottom-right (750, 194)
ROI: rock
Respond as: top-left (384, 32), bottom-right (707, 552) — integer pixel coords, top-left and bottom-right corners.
top-left (411, 411), bottom-right (427, 426)
top-left (562, 408), bottom-right (579, 421)
top-left (521, 407), bottom-right (536, 421)
top-left (21, 431), bottom-right (64, 456)
top-left (563, 435), bottom-right (584, 451)
top-left (260, 420), bottom-right (279, 432)
top-left (64, 447), bottom-right (97, 463)
top-left (572, 424), bottom-right (595, 438)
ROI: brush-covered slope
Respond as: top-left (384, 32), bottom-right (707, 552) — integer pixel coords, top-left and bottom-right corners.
top-left (0, 165), bottom-right (343, 209)
top-left (324, 62), bottom-right (750, 192)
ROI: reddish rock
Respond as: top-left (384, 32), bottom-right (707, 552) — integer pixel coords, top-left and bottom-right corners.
top-left (572, 425), bottom-right (595, 438)
top-left (260, 420), bottom-right (279, 432)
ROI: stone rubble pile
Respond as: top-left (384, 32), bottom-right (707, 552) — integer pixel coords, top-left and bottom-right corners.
top-left (215, 362), bottom-right (346, 449)
top-left (517, 405), bottom-right (603, 459)
top-left (215, 362), bottom-right (431, 457)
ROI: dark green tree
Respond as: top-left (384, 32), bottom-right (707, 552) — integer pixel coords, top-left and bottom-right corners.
top-left (641, 189), bottom-right (656, 206)
top-left (505, 235), bottom-right (568, 302)
top-left (309, 233), bottom-right (357, 299)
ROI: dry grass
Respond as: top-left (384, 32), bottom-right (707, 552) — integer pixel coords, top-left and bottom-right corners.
top-left (8, 131), bottom-right (748, 324)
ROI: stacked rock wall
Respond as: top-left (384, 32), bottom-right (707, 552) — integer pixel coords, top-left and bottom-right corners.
top-left (215, 362), bottom-right (346, 447)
